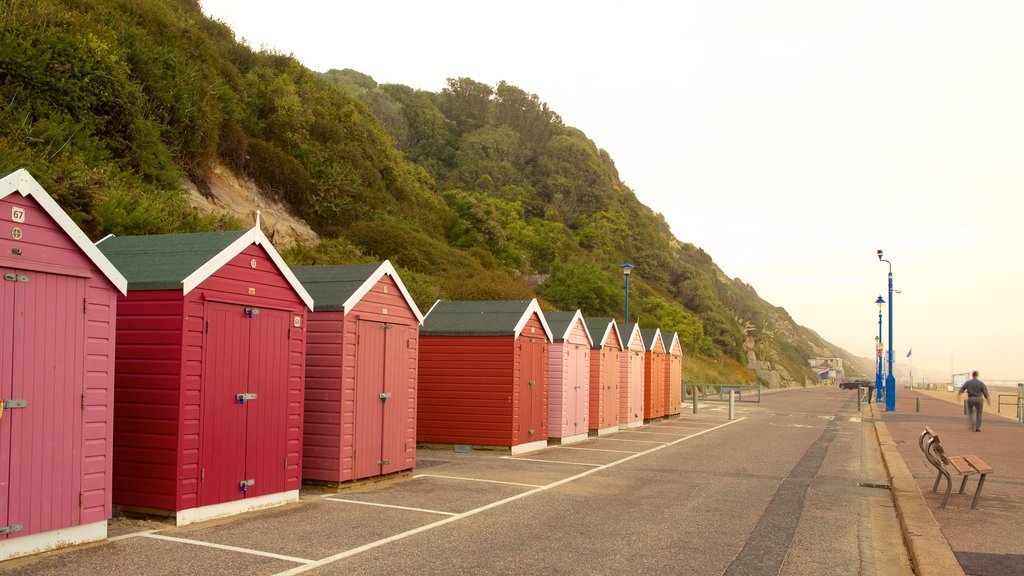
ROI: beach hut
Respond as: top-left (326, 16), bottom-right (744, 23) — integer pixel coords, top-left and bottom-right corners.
top-left (545, 311), bottom-right (592, 445)
top-left (0, 170), bottom-right (126, 560)
top-left (585, 317), bottom-right (623, 436)
top-left (418, 299), bottom-right (552, 454)
top-left (642, 328), bottom-right (667, 422)
top-left (293, 262), bottom-right (423, 484)
top-left (665, 333), bottom-right (683, 416)
top-left (617, 323), bottom-right (646, 429)
top-left (97, 223), bottom-right (312, 525)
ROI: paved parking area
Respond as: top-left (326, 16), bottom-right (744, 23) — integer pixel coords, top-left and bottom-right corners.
top-left (4, 415), bottom-right (737, 575)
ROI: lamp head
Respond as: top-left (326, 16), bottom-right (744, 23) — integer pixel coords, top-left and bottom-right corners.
top-left (877, 249), bottom-right (883, 260)
top-left (875, 295), bottom-right (885, 313)
top-left (621, 262), bottom-right (633, 276)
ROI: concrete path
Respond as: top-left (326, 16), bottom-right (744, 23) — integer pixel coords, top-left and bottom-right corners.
top-left (2, 386), bottom-right (916, 575)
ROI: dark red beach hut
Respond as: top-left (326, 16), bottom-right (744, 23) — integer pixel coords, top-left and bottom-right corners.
top-left (545, 311), bottom-right (592, 445)
top-left (585, 317), bottom-right (622, 436)
top-left (418, 299), bottom-right (552, 454)
top-left (665, 332), bottom-right (683, 416)
top-left (0, 170), bottom-right (126, 560)
top-left (642, 328), bottom-right (667, 422)
top-left (97, 223), bottom-right (312, 525)
top-left (293, 261), bottom-right (423, 484)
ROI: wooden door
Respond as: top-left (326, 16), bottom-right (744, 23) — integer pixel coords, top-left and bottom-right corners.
top-left (380, 324), bottom-right (412, 476)
top-left (566, 344), bottom-right (589, 436)
top-left (517, 337), bottom-right (545, 445)
top-left (601, 347), bottom-right (619, 428)
top-left (244, 307), bottom-right (289, 498)
top-left (0, 269), bottom-right (86, 539)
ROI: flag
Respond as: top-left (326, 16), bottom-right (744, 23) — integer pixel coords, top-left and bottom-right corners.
top-left (906, 347), bottom-right (912, 358)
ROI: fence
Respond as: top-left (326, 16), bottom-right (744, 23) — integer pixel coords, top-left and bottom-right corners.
top-left (682, 383), bottom-right (760, 404)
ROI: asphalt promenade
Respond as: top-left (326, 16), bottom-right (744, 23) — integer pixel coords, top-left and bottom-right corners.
top-left (873, 385), bottom-right (1024, 576)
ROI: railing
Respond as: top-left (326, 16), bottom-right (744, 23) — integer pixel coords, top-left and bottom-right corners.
top-left (682, 383), bottom-right (761, 404)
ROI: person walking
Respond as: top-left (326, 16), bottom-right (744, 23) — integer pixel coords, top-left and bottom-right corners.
top-left (957, 370), bottom-right (991, 431)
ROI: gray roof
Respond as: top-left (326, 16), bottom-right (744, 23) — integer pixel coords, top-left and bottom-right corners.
top-left (422, 300), bottom-right (534, 336)
top-left (585, 316), bottom-right (618, 348)
top-left (292, 264), bottom-right (381, 312)
top-left (96, 231), bottom-right (246, 290)
top-left (641, 328), bottom-right (662, 350)
top-left (544, 311), bottom-right (580, 342)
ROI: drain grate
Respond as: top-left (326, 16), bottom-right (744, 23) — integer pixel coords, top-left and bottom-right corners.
top-left (859, 481), bottom-right (891, 489)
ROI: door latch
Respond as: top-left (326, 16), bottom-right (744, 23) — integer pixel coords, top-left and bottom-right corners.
top-left (379, 392), bottom-right (392, 400)
top-left (236, 393), bottom-right (257, 404)
top-left (239, 479), bottom-right (255, 495)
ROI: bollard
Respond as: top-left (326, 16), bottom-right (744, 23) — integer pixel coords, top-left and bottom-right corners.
top-left (964, 399), bottom-right (968, 416)
top-left (857, 385), bottom-right (862, 411)
top-left (1018, 384), bottom-right (1023, 424)
top-left (729, 389), bottom-right (735, 420)
top-left (692, 385), bottom-right (698, 414)
top-left (916, 397), bottom-right (920, 413)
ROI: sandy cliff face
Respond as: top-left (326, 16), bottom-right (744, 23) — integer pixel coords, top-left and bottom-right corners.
top-left (185, 162), bottom-right (319, 248)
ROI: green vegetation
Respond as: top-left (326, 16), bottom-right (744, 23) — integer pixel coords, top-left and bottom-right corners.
top-left (0, 0), bottom-right (865, 384)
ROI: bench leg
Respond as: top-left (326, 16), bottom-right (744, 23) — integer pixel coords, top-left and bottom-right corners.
top-left (959, 475), bottom-right (970, 494)
top-left (939, 469), bottom-right (953, 508)
top-left (932, 471), bottom-right (943, 493)
top-left (971, 473), bottom-right (989, 510)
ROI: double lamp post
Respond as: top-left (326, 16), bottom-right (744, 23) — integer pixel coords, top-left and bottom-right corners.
top-left (875, 250), bottom-right (895, 411)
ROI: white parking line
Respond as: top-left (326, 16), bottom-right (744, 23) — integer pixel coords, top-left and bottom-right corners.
top-left (616, 430), bottom-right (687, 436)
top-left (275, 418), bottom-right (744, 576)
top-left (138, 532), bottom-right (314, 564)
top-left (589, 438), bottom-right (665, 444)
top-left (412, 473), bottom-right (544, 488)
top-left (554, 446), bottom-right (639, 454)
top-left (325, 498), bottom-right (457, 516)
top-left (499, 456), bottom-right (602, 467)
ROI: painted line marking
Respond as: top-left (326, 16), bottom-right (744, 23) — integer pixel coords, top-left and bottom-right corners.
top-left (274, 418), bottom-right (744, 576)
top-left (617, 430), bottom-right (688, 436)
top-left (138, 532), bottom-right (313, 564)
top-left (499, 457), bottom-right (602, 467)
top-left (553, 446), bottom-right (639, 454)
top-left (588, 438), bottom-right (666, 444)
top-left (325, 498), bottom-right (457, 516)
top-left (107, 529), bottom-right (159, 542)
top-left (412, 474), bottom-right (543, 488)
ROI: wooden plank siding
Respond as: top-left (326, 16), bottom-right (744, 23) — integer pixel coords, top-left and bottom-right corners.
top-left (111, 290), bottom-right (184, 511)
top-left (665, 336), bottom-right (683, 416)
top-left (644, 335), bottom-right (667, 420)
top-left (548, 319), bottom-right (590, 440)
top-left (82, 278), bottom-right (117, 523)
top-left (588, 323), bottom-right (622, 433)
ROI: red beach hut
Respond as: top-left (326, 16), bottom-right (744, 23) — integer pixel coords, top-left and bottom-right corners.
top-left (97, 223), bottom-right (313, 525)
top-left (617, 323), bottom-right (646, 428)
top-left (664, 332), bottom-right (683, 416)
top-left (642, 328), bottom-right (667, 422)
top-left (585, 317), bottom-right (622, 436)
top-left (0, 170), bottom-right (126, 560)
top-left (545, 311), bottom-right (592, 445)
top-left (293, 261), bottom-right (423, 484)
top-left (418, 299), bottom-right (552, 454)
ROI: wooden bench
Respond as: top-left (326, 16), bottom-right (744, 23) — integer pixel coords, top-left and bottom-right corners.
top-left (918, 426), bottom-right (994, 509)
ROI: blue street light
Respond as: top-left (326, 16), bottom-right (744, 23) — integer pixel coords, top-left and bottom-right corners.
top-left (875, 295), bottom-right (885, 403)
top-left (877, 250), bottom-right (895, 411)
top-left (621, 263), bottom-right (633, 323)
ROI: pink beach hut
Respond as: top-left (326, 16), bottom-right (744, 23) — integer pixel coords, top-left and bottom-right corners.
top-left (665, 332), bottom-right (683, 416)
top-left (617, 322), bottom-right (646, 429)
top-left (293, 261), bottom-right (423, 484)
top-left (585, 317), bottom-right (622, 436)
top-left (545, 311), bottom-right (592, 445)
top-left (0, 170), bottom-right (126, 560)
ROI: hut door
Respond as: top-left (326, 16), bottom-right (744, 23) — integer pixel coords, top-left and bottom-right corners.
top-left (0, 269), bottom-right (86, 539)
top-left (354, 321), bottom-right (411, 479)
top-left (601, 347), bottom-right (619, 427)
top-left (517, 337), bottom-right (545, 444)
top-left (566, 344), bottom-right (588, 436)
top-left (201, 303), bottom-right (289, 506)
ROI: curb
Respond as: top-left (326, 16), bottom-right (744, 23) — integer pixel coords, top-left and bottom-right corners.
top-left (868, 404), bottom-right (965, 576)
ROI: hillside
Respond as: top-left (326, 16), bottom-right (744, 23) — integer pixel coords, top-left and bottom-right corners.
top-left (0, 0), bottom-right (869, 385)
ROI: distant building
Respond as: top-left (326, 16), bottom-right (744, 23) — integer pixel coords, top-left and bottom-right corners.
top-left (808, 357), bottom-right (844, 384)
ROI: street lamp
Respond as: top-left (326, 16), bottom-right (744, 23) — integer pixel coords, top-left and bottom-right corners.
top-left (875, 295), bottom-right (885, 403)
top-left (621, 263), bottom-right (633, 323)
top-left (877, 250), bottom-right (895, 411)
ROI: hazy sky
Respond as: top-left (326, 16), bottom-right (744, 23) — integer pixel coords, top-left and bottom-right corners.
top-left (200, 1), bottom-right (1024, 381)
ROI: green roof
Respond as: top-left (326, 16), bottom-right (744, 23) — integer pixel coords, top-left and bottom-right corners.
top-left (543, 311), bottom-right (579, 342)
top-left (641, 328), bottom-right (662, 349)
top-left (585, 316), bottom-right (618, 348)
top-left (422, 300), bottom-right (542, 337)
top-left (96, 231), bottom-right (246, 290)
top-left (292, 264), bottom-right (382, 312)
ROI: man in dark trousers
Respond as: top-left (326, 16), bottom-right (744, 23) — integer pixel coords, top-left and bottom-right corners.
top-left (957, 370), bottom-right (991, 431)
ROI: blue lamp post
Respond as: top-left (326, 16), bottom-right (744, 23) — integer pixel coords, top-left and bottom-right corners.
top-left (877, 250), bottom-right (895, 411)
top-left (875, 295), bottom-right (885, 403)
top-left (621, 263), bottom-right (633, 323)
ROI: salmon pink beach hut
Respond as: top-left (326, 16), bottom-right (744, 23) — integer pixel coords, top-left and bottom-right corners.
top-left (617, 322), bottom-right (645, 429)
top-left (418, 299), bottom-right (552, 454)
top-left (585, 317), bottom-right (622, 436)
top-left (0, 170), bottom-right (126, 561)
top-left (293, 262), bottom-right (423, 484)
top-left (544, 311), bottom-right (592, 445)
top-left (665, 332), bottom-right (683, 416)
top-left (642, 329), bottom-right (667, 422)
top-left (97, 224), bottom-right (313, 525)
